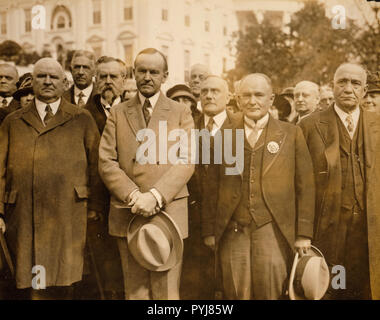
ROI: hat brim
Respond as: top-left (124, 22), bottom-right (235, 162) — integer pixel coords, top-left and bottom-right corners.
top-left (367, 88), bottom-right (380, 94)
top-left (13, 87), bottom-right (33, 101)
top-left (288, 245), bottom-right (328, 300)
top-left (127, 211), bottom-right (183, 272)
top-left (169, 91), bottom-right (196, 104)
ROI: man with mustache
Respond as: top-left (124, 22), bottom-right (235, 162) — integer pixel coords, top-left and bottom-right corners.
top-left (300, 63), bottom-right (380, 299)
top-left (85, 56), bottom-right (126, 133)
top-left (293, 81), bottom-right (320, 124)
top-left (63, 50), bottom-right (96, 108)
top-left (202, 73), bottom-right (315, 300)
top-left (81, 56), bottom-right (127, 299)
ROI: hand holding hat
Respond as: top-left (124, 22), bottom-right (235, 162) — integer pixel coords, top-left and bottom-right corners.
top-left (288, 245), bottom-right (330, 300)
top-left (294, 236), bottom-right (311, 256)
top-left (129, 190), bottom-right (160, 217)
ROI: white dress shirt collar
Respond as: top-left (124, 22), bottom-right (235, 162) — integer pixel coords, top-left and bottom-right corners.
top-left (74, 83), bottom-right (93, 105)
top-left (1, 96), bottom-right (13, 107)
top-left (100, 96), bottom-right (121, 118)
top-left (204, 110), bottom-right (227, 136)
top-left (197, 100), bottom-right (203, 113)
top-left (244, 112), bottom-right (269, 141)
top-left (334, 103), bottom-right (360, 137)
top-left (35, 98), bottom-right (61, 124)
top-left (138, 91), bottom-right (161, 112)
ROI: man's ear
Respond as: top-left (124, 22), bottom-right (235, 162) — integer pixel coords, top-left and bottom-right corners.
top-left (270, 93), bottom-right (275, 104)
top-left (226, 92), bottom-right (232, 105)
top-left (162, 70), bottom-right (169, 84)
top-left (363, 84), bottom-right (368, 98)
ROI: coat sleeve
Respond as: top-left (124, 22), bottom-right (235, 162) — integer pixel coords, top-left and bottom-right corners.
top-left (0, 117), bottom-right (9, 215)
top-left (98, 108), bottom-right (139, 203)
top-left (294, 125), bottom-right (315, 239)
top-left (83, 111), bottom-right (106, 212)
top-left (153, 104), bottom-right (195, 204)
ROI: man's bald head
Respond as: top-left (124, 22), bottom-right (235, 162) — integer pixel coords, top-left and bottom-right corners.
top-left (333, 63), bottom-right (368, 112)
top-left (33, 58), bottom-right (65, 103)
top-left (0, 63), bottom-right (19, 97)
top-left (190, 64), bottom-right (210, 98)
top-left (238, 73), bottom-right (273, 95)
top-left (237, 73), bottom-right (275, 121)
top-left (294, 80), bottom-right (320, 117)
top-left (334, 63), bottom-right (367, 84)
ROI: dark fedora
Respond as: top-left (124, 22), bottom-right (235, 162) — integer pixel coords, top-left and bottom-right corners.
top-left (127, 211), bottom-right (183, 272)
top-left (166, 84), bottom-right (197, 106)
top-left (280, 87), bottom-right (294, 98)
top-left (288, 245), bottom-right (330, 300)
top-left (367, 71), bottom-right (380, 93)
top-left (13, 72), bottom-right (33, 101)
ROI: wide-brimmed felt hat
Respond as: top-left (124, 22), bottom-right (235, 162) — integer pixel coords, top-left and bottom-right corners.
top-left (13, 72), bottom-right (33, 101)
top-left (280, 87), bottom-right (294, 98)
top-left (288, 245), bottom-right (330, 300)
top-left (127, 210), bottom-right (183, 272)
top-left (166, 84), bottom-right (197, 106)
top-left (367, 71), bottom-right (380, 93)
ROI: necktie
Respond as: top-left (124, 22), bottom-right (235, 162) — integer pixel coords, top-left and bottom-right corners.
top-left (246, 121), bottom-right (266, 149)
top-left (1, 98), bottom-right (7, 108)
top-left (44, 104), bottom-right (54, 126)
top-left (206, 117), bottom-right (214, 133)
top-left (345, 114), bottom-right (354, 135)
top-left (77, 91), bottom-right (85, 107)
top-left (142, 99), bottom-right (152, 125)
top-left (104, 105), bottom-right (111, 117)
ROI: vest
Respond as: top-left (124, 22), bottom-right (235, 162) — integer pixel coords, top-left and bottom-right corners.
top-left (232, 125), bottom-right (272, 227)
top-left (336, 112), bottom-right (365, 211)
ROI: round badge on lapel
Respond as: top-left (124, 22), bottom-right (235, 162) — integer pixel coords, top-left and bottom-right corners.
top-left (267, 141), bottom-right (279, 154)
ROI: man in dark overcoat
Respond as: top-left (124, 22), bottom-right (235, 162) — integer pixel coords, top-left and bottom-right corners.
top-left (300, 63), bottom-right (380, 299)
top-left (0, 57), bottom-right (104, 299)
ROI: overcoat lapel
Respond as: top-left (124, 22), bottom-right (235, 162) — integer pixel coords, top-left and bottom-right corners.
top-left (363, 109), bottom-right (378, 172)
top-left (41, 100), bottom-right (74, 134)
top-left (20, 101), bottom-right (45, 134)
top-left (317, 107), bottom-right (340, 174)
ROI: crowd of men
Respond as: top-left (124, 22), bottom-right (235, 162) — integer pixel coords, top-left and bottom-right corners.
top-left (0, 47), bottom-right (379, 300)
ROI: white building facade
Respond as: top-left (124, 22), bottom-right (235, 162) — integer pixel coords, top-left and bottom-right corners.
top-left (0, 0), bottom-right (238, 88)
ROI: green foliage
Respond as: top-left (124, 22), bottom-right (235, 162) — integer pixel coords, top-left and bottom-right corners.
top-left (0, 40), bottom-right (22, 64)
top-left (231, 0), bottom-right (371, 92)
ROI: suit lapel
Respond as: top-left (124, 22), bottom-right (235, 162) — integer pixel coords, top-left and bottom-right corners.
top-left (125, 94), bottom-right (146, 137)
top-left (363, 109), bottom-right (379, 170)
top-left (316, 106), bottom-right (340, 174)
top-left (262, 116), bottom-right (286, 176)
top-left (147, 93), bottom-right (170, 133)
top-left (230, 115), bottom-right (245, 179)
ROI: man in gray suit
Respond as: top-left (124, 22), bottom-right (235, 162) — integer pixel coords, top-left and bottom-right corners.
top-left (99, 48), bottom-right (194, 300)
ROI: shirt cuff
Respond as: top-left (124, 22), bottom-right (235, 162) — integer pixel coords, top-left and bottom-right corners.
top-left (127, 188), bottom-right (140, 203)
top-left (150, 188), bottom-right (164, 208)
